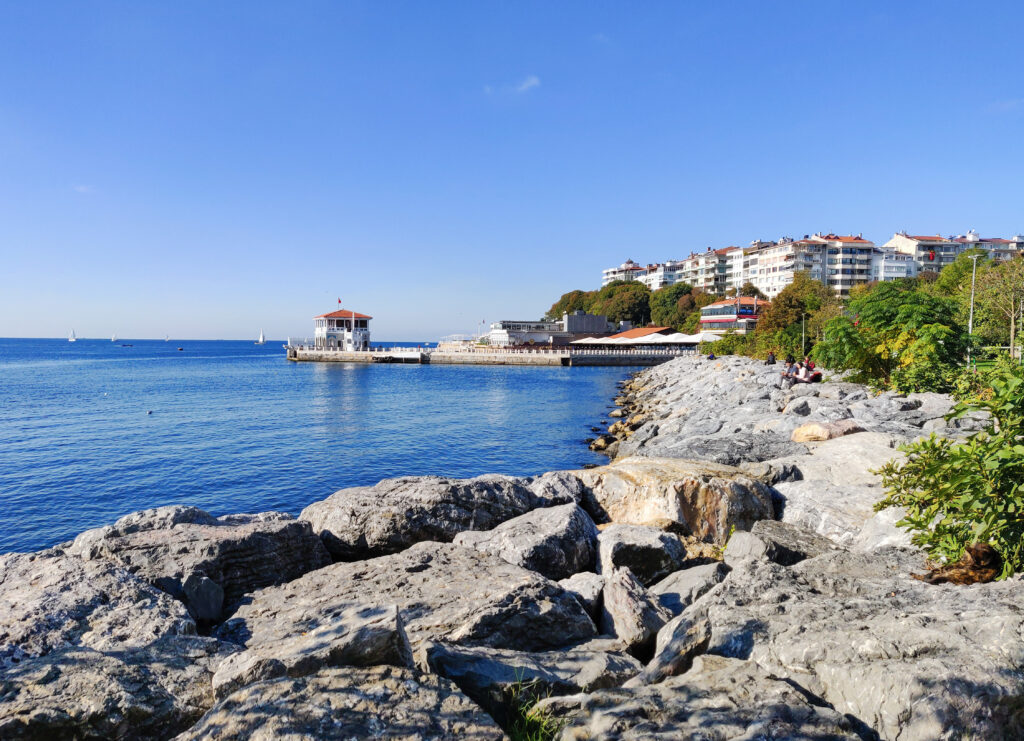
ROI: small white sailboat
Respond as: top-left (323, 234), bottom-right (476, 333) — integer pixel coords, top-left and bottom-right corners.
top-left (111, 333), bottom-right (117, 342)
top-left (255, 329), bottom-right (266, 345)
top-left (164, 334), bottom-right (170, 342)
top-left (68, 329), bottom-right (77, 342)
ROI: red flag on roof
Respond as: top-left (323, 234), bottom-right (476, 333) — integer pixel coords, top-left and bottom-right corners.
top-left (337, 298), bottom-right (342, 305)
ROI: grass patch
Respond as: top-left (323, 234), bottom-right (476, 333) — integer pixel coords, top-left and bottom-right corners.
top-left (505, 678), bottom-right (566, 741)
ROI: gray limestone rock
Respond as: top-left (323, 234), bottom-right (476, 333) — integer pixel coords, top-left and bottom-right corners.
top-left (0, 549), bottom-right (195, 667)
top-left (597, 524), bottom-right (686, 586)
top-left (724, 519), bottom-right (840, 567)
top-left (453, 503), bottom-right (598, 580)
top-left (624, 614), bottom-right (711, 687)
top-left (213, 603), bottom-right (413, 699)
top-left (182, 574), bottom-right (224, 623)
top-left (175, 665), bottom-right (506, 741)
top-left (534, 654), bottom-right (860, 740)
top-left (559, 572), bottom-right (604, 619)
top-left (689, 547), bottom-right (1024, 740)
top-left (217, 541), bottom-right (596, 655)
top-left (416, 641), bottom-right (641, 725)
top-left (68, 506), bottom-right (331, 618)
top-left (0, 635), bottom-right (235, 740)
top-left (300, 474), bottom-right (552, 560)
top-left (598, 568), bottom-right (672, 654)
top-left (649, 561), bottom-right (730, 616)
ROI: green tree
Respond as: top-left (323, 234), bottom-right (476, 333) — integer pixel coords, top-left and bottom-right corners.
top-left (544, 289), bottom-right (594, 321)
top-left (813, 280), bottom-right (970, 391)
top-left (588, 280), bottom-right (652, 326)
top-left (974, 258), bottom-right (1024, 358)
top-left (738, 281), bottom-right (767, 299)
top-left (876, 363), bottom-right (1024, 577)
top-left (931, 248), bottom-right (989, 297)
top-left (756, 273), bottom-right (836, 334)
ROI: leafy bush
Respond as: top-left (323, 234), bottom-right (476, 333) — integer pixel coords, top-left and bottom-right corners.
top-left (706, 331), bottom-right (755, 357)
top-left (875, 364), bottom-right (1024, 577)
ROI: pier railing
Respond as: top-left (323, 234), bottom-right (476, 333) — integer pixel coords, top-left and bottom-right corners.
top-left (286, 339), bottom-right (698, 358)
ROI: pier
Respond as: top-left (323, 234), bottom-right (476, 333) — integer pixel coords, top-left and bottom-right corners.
top-left (286, 343), bottom-right (696, 366)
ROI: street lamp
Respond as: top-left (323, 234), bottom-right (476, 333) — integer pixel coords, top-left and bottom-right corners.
top-left (967, 253), bottom-right (981, 366)
top-left (801, 312), bottom-right (807, 355)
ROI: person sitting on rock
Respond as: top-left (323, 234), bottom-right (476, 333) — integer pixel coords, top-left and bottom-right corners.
top-left (784, 353), bottom-right (795, 365)
top-left (781, 361), bottom-right (799, 379)
top-left (794, 363), bottom-right (813, 383)
top-left (803, 355), bottom-right (816, 371)
top-left (765, 351), bottom-right (777, 365)
top-left (706, 351), bottom-right (716, 360)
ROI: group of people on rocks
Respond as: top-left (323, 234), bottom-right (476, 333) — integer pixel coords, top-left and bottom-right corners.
top-left (765, 350), bottom-right (822, 384)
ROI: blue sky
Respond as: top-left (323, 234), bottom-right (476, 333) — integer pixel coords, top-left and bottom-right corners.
top-left (2, 1), bottom-right (1022, 340)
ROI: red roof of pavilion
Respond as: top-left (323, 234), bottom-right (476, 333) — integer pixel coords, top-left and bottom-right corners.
top-left (316, 310), bottom-right (373, 319)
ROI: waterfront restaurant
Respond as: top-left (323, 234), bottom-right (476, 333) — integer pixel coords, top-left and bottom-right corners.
top-left (699, 296), bottom-right (769, 335)
top-left (313, 309), bottom-right (372, 351)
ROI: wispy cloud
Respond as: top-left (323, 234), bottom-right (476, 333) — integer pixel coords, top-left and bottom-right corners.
top-left (484, 76), bottom-right (540, 97)
top-left (515, 75), bottom-right (540, 94)
top-left (987, 98), bottom-right (1024, 113)
top-left (72, 184), bottom-right (95, 195)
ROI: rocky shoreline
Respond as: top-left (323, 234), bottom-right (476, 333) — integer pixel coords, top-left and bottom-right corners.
top-left (2, 356), bottom-right (1021, 739)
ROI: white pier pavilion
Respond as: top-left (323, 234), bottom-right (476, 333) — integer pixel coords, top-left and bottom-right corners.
top-left (313, 309), bottom-right (372, 351)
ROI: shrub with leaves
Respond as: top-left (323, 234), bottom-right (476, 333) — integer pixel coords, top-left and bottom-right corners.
top-left (875, 364), bottom-right (1024, 577)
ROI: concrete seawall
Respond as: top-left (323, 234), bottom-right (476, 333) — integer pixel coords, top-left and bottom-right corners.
top-left (288, 348), bottom-right (685, 366)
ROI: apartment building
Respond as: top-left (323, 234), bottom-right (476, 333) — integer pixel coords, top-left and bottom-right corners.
top-left (882, 233), bottom-right (962, 273)
top-left (601, 259), bottom-right (649, 286)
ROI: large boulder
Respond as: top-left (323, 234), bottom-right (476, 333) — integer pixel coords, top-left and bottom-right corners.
top-left (212, 603), bottom-right (413, 699)
top-left (453, 503), bottom-right (598, 580)
top-left (417, 641), bottom-right (641, 726)
top-left (649, 561), bottom-right (729, 616)
top-left (596, 524), bottom-right (687, 586)
top-left (688, 548), bottom-right (1024, 740)
top-left (598, 568), bottom-right (671, 654)
top-left (176, 665), bottom-right (506, 740)
top-left (0, 549), bottom-right (195, 666)
top-left (574, 457), bottom-right (775, 544)
top-left (624, 614), bottom-right (711, 687)
top-left (218, 542), bottom-right (596, 655)
top-left (67, 506), bottom-right (331, 620)
top-left (299, 474), bottom-right (568, 561)
top-left (724, 519), bottom-right (840, 567)
top-left (0, 636), bottom-right (234, 740)
top-left (534, 654), bottom-right (860, 740)
top-left (559, 572), bottom-right (604, 619)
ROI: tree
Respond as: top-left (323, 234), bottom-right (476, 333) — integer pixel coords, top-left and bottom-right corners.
top-left (544, 289), bottom-right (593, 321)
top-left (756, 273), bottom-right (835, 334)
top-left (975, 257), bottom-right (1024, 359)
top-left (931, 248), bottom-right (989, 297)
top-left (738, 281), bottom-right (767, 299)
top-left (813, 280), bottom-right (969, 391)
top-left (588, 280), bottom-right (652, 326)
top-left (649, 282), bottom-right (696, 328)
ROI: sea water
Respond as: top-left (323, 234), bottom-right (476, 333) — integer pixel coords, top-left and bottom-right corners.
top-left (0, 338), bottom-right (638, 553)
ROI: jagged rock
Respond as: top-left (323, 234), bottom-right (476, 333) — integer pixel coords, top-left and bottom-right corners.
top-left (791, 419), bottom-right (865, 442)
top-left (300, 474), bottom-right (560, 560)
top-left (575, 457), bottom-right (775, 544)
top-left (649, 561), bottom-right (730, 616)
top-left (68, 506), bottom-right (331, 618)
top-left (453, 503), bottom-right (598, 580)
top-left (624, 614), bottom-right (711, 686)
top-left (596, 523), bottom-right (686, 586)
top-left (0, 549), bottom-right (195, 666)
top-left (589, 434), bottom-right (616, 451)
top-left (599, 568), bottom-right (671, 653)
top-left (213, 603), bottom-right (412, 699)
top-left (559, 572), bottom-right (604, 618)
top-left (688, 548), bottom-right (1024, 740)
top-left (724, 519), bottom-right (839, 567)
top-left (621, 431), bottom-right (807, 466)
top-left (218, 542), bottom-right (595, 655)
top-left (176, 665), bottom-right (505, 740)
top-left (533, 654), bottom-right (860, 740)
top-left (416, 640), bottom-right (641, 725)
top-left (182, 574), bottom-right (224, 623)
top-left (527, 470), bottom-right (587, 506)
top-left (783, 397), bottom-right (813, 416)
top-left (0, 635), bottom-right (234, 740)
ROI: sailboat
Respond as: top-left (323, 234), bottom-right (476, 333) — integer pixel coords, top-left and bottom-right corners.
top-left (111, 333), bottom-right (117, 342)
top-left (255, 329), bottom-right (266, 345)
top-left (68, 330), bottom-right (77, 342)
top-left (164, 334), bottom-right (170, 342)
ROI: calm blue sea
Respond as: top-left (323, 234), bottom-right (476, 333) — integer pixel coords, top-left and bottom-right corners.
top-left (0, 338), bottom-right (637, 553)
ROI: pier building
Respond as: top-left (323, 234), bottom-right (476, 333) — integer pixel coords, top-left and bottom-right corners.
top-left (313, 309), bottom-right (372, 351)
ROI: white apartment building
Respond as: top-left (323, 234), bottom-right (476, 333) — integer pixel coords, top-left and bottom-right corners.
top-left (871, 248), bottom-right (917, 282)
top-left (950, 230), bottom-right (1024, 262)
top-left (601, 259), bottom-right (649, 286)
top-left (752, 238), bottom-right (825, 298)
top-left (817, 234), bottom-right (876, 297)
top-left (883, 233), bottom-right (962, 273)
top-left (638, 260), bottom-right (689, 290)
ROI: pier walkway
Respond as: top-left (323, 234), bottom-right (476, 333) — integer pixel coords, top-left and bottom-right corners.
top-left (286, 344), bottom-right (697, 367)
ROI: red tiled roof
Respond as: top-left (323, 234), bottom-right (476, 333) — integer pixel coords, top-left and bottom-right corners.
top-left (607, 326), bottom-right (673, 340)
top-left (715, 246), bottom-right (742, 255)
top-left (825, 235), bottom-right (872, 243)
top-left (703, 296), bottom-right (770, 309)
top-left (316, 310), bottom-right (373, 319)
top-left (908, 234), bottom-right (950, 242)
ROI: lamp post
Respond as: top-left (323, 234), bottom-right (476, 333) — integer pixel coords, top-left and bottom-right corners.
top-left (967, 253), bottom-right (980, 366)
top-left (801, 313), bottom-right (807, 355)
